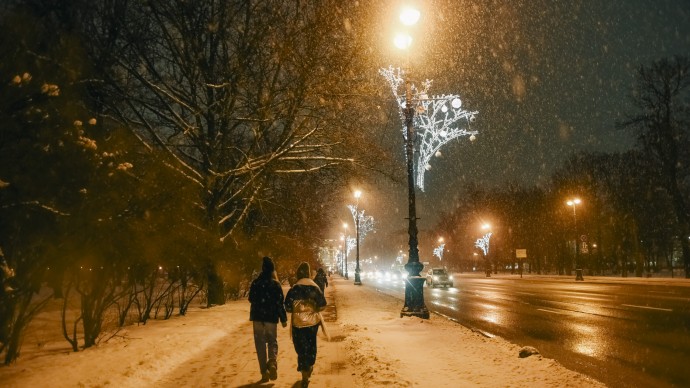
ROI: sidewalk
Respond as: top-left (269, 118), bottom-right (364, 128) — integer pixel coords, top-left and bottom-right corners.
top-left (0, 275), bottom-right (605, 387)
top-left (314, 276), bottom-right (604, 388)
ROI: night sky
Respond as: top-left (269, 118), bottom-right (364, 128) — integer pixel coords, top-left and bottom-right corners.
top-left (336, 0), bottom-right (690, 263)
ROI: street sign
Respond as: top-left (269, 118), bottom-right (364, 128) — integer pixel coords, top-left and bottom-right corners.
top-left (516, 249), bottom-right (527, 258)
top-left (581, 242), bottom-right (588, 254)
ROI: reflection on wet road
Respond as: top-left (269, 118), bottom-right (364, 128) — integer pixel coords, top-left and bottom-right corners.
top-left (368, 275), bottom-right (690, 388)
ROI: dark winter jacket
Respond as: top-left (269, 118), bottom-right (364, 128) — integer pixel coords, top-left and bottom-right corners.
top-left (313, 269), bottom-right (328, 292)
top-left (285, 278), bottom-right (327, 328)
top-left (248, 272), bottom-right (288, 324)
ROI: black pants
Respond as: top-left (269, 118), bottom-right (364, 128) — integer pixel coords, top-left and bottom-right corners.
top-left (292, 325), bottom-right (319, 372)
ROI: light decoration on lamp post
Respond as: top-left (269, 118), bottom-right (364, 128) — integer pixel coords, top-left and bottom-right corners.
top-left (379, 66), bottom-right (479, 192)
top-left (476, 223), bottom-right (493, 277)
top-left (348, 197), bottom-right (375, 286)
top-left (341, 223), bottom-right (354, 280)
top-left (475, 232), bottom-right (492, 256)
top-left (433, 237), bottom-right (445, 260)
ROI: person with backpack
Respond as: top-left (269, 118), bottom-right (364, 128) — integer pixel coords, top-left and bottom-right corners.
top-left (248, 256), bottom-right (288, 382)
top-left (285, 262), bottom-right (327, 387)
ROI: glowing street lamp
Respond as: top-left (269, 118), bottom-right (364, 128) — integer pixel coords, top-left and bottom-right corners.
top-left (388, 5), bottom-right (428, 319)
top-left (475, 224), bottom-right (492, 277)
top-left (342, 223), bottom-right (349, 280)
top-left (382, 4), bottom-right (479, 319)
top-left (566, 198), bottom-right (584, 280)
top-left (354, 190), bottom-right (363, 285)
top-left (434, 237), bottom-right (445, 260)
top-left (399, 6), bottom-right (420, 25)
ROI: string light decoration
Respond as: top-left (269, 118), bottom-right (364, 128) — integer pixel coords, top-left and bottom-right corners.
top-left (379, 66), bottom-right (479, 191)
top-left (433, 243), bottom-right (445, 260)
top-left (347, 204), bottom-right (375, 241)
top-left (475, 232), bottom-right (492, 256)
top-left (343, 234), bottom-right (356, 257)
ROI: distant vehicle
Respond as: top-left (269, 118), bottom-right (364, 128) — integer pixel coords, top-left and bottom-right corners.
top-left (426, 268), bottom-right (453, 288)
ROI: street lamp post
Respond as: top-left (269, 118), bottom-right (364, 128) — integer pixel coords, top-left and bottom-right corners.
top-left (401, 71), bottom-right (429, 317)
top-left (342, 224), bottom-right (349, 280)
top-left (392, 5), bottom-right (427, 318)
top-left (566, 198), bottom-right (584, 280)
top-left (338, 244), bottom-right (343, 276)
top-left (354, 190), bottom-right (363, 285)
top-left (384, 5), bottom-right (478, 318)
top-left (475, 224), bottom-right (492, 277)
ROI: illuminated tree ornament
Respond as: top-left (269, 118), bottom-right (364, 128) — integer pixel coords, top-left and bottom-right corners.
top-left (433, 243), bottom-right (445, 260)
top-left (347, 204), bottom-right (375, 242)
top-left (475, 232), bottom-right (492, 256)
top-left (346, 236), bottom-right (356, 256)
top-left (379, 66), bottom-right (479, 191)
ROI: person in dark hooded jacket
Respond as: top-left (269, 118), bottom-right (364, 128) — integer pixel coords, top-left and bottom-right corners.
top-left (285, 262), bottom-right (327, 387)
top-left (248, 256), bottom-right (288, 382)
top-left (313, 267), bottom-right (328, 293)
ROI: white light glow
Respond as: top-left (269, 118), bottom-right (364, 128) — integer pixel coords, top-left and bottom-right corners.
top-left (400, 7), bottom-right (420, 26)
top-left (394, 33), bottom-right (412, 50)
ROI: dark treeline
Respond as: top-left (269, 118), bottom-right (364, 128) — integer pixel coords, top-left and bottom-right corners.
top-left (434, 56), bottom-right (690, 280)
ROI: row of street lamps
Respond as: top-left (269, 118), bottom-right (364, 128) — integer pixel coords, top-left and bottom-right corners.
top-left (470, 198), bottom-right (583, 279)
top-left (338, 190), bottom-right (373, 286)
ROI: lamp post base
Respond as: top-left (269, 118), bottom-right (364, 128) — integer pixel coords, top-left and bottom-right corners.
top-left (354, 271), bottom-right (362, 285)
top-left (400, 276), bottom-right (429, 318)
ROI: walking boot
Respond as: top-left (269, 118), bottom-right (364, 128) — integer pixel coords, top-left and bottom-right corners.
top-left (267, 359), bottom-right (277, 381)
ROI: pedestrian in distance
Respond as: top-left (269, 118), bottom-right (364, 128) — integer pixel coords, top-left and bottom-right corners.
top-left (313, 267), bottom-right (328, 294)
top-left (248, 256), bottom-right (288, 383)
top-left (285, 262), bottom-right (327, 387)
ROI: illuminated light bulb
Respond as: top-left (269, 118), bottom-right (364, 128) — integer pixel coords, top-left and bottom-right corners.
top-left (452, 98), bottom-right (462, 108)
top-left (435, 151), bottom-right (442, 157)
top-left (441, 105), bottom-right (448, 113)
top-left (440, 130), bottom-right (447, 137)
top-left (394, 33), bottom-right (412, 49)
top-left (470, 134), bottom-right (476, 141)
top-left (400, 6), bottom-right (420, 26)
top-left (425, 164), bottom-right (432, 170)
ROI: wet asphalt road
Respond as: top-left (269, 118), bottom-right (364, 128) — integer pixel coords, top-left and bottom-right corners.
top-left (367, 273), bottom-right (690, 388)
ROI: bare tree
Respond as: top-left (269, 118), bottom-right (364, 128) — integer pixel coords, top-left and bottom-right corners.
top-left (78, 1), bottom-right (379, 304)
top-left (618, 56), bottom-right (690, 277)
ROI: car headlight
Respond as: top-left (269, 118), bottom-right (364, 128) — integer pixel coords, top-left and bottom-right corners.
top-left (433, 276), bottom-right (438, 281)
top-left (449, 275), bottom-right (453, 280)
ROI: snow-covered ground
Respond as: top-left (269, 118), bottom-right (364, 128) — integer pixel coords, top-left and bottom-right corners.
top-left (0, 276), bottom-right (606, 387)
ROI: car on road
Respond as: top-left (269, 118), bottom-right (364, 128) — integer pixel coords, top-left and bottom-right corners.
top-left (426, 268), bottom-right (453, 288)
